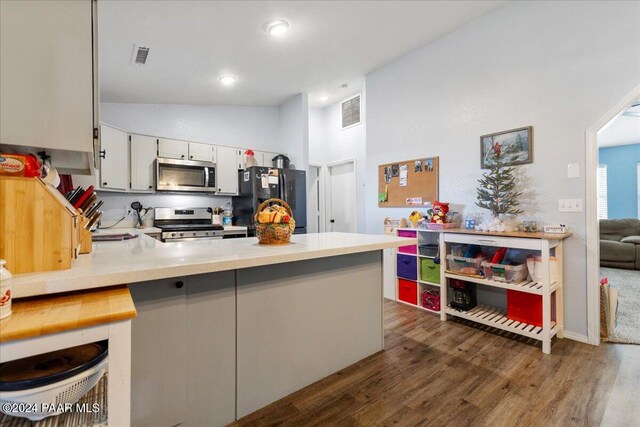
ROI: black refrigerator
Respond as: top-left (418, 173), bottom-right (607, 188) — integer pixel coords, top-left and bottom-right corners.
top-left (232, 167), bottom-right (307, 235)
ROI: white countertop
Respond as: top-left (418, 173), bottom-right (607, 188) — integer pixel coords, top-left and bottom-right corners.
top-left (93, 227), bottom-right (162, 236)
top-left (12, 232), bottom-right (412, 298)
top-left (93, 225), bottom-right (247, 236)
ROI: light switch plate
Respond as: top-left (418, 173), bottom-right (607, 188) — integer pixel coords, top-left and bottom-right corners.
top-left (559, 198), bottom-right (583, 212)
top-left (567, 163), bottom-right (580, 179)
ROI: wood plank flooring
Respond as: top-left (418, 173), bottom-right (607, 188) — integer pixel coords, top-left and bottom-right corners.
top-left (232, 299), bottom-right (637, 427)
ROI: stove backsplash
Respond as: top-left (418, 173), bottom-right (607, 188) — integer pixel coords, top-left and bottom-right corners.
top-left (97, 192), bottom-right (232, 228)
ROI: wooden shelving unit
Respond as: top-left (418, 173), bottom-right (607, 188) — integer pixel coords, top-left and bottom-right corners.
top-left (395, 227), bottom-right (571, 354)
top-left (395, 228), bottom-right (442, 314)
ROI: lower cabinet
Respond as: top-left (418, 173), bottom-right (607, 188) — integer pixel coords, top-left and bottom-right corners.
top-left (129, 277), bottom-right (187, 427)
top-left (130, 272), bottom-right (236, 427)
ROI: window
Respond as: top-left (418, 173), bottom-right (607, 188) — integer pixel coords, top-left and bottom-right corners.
top-left (597, 164), bottom-right (608, 219)
top-left (341, 94), bottom-right (361, 129)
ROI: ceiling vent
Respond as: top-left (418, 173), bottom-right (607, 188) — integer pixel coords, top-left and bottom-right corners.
top-left (341, 94), bottom-right (361, 129)
top-left (131, 44), bottom-right (150, 65)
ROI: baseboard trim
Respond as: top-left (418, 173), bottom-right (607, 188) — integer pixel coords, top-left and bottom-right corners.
top-left (563, 331), bottom-right (591, 344)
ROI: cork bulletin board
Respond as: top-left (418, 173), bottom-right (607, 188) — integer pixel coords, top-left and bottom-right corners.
top-left (378, 157), bottom-right (439, 207)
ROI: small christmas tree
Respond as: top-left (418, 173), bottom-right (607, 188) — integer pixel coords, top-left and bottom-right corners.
top-left (476, 143), bottom-right (523, 218)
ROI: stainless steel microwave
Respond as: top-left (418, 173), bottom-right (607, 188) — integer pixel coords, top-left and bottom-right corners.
top-left (156, 157), bottom-right (216, 193)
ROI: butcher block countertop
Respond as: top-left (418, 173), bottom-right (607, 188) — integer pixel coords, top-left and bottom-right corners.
top-left (10, 232), bottom-right (413, 299)
top-left (0, 285), bottom-right (137, 343)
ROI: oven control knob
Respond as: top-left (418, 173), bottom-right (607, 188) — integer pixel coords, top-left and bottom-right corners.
top-left (205, 231), bottom-right (209, 236)
top-left (179, 233), bottom-right (184, 237)
top-left (192, 232), bottom-right (197, 236)
top-left (171, 233), bottom-right (176, 237)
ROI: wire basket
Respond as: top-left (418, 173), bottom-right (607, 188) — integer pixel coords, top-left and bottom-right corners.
top-left (255, 198), bottom-right (295, 245)
top-left (0, 357), bottom-right (107, 421)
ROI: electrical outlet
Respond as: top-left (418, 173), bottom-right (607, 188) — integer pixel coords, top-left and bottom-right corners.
top-left (558, 198), bottom-right (583, 212)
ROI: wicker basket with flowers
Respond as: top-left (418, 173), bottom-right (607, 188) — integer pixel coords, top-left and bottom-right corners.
top-left (255, 198), bottom-right (295, 244)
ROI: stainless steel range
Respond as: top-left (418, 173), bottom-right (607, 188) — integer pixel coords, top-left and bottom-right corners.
top-left (154, 207), bottom-right (224, 242)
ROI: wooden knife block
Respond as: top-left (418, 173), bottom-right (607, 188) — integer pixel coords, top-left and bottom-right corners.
top-left (77, 215), bottom-right (92, 254)
top-left (0, 176), bottom-right (79, 274)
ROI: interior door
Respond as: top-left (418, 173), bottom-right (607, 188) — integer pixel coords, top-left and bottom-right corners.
top-left (307, 166), bottom-right (321, 233)
top-left (158, 138), bottom-right (189, 160)
top-left (130, 134), bottom-right (156, 192)
top-left (99, 124), bottom-right (128, 190)
top-left (328, 161), bottom-right (356, 233)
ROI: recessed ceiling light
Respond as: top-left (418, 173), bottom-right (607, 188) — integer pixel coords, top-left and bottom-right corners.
top-left (218, 75), bottom-right (238, 86)
top-left (264, 20), bottom-right (290, 36)
top-left (318, 95), bottom-right (329, 102)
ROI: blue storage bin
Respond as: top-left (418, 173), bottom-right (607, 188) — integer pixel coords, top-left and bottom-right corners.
top-left (397, 254), bottom-right (417, 280)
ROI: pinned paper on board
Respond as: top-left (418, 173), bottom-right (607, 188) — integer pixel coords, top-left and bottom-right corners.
top-left (399, 164), bottom-right (408, 187)
top-left (406, 197), bottom-right (423, 206)
top-left (424, 159), bottom-right (434, 172)
top-left (391, 164), bottom-right (399, 177)
top-left (268, 169), bottom-right (279, 184)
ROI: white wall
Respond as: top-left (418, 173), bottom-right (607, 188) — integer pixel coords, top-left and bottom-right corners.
top-left (100, 102), bottom-right (280, 150)
top-left (278, 94), bottom-right (309, 171)
top-left (365, 0), bottom-right (640, 336)
top-left (308, 107), bottom-right (326, 165)
top-left (308, 89), bottom-right (367, 233)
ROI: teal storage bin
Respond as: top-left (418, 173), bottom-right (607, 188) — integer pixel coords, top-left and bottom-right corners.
top-left (420, 258), bottom-right (440, 283)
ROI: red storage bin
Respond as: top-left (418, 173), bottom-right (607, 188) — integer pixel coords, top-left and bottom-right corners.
top-left (398, 279), bottom-right (417, 305)
top-left (398, 230), bottom-right (417, 238)
top-left (507, 290), bottom-right (556, 327)
top-left (398, 244), bottom-right (417, 254)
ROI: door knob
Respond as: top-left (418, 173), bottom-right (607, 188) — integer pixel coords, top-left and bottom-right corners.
top-left (330, 219), bottom-right (335, 223)
top-left (175, 281), bottom-right (184, 289)
top-left (102, 182), bottom-right (107, 186)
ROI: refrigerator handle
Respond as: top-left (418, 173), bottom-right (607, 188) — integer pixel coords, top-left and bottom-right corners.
top-left (278, 171), bottom-right (285, 200)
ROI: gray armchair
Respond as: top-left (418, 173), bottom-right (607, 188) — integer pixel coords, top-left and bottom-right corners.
top-left (600, 219), bottom-right (640, 270)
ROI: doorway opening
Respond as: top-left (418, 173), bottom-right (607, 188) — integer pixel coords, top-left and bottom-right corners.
top-left (307, 164), bottom-right (324, 233)
top-left (326, 159), bottom-right (357, 233)
top-left (586, 83), bottom-right (640, 346)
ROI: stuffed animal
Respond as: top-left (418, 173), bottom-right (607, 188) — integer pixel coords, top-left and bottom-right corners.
top-left (430, 201), bottom-right (450, 224)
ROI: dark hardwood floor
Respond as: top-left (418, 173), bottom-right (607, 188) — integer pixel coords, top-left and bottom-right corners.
top-left (232, 299), bottom-right (636, 427)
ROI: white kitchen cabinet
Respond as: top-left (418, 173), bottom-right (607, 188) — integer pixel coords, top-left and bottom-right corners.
top-left (217, 146), bottom-right (240, 195)
top-left (158, 138), bottom-right (189, 160)
top-left (253, 151), bottom-right (279, 168)
top-left (236, 148), bottom-right (247, 169)
top-left (0, 0), bottom-right (97, 174)
top-left (188, 142), bottom-right (216, 163)
top-left (99, 124), bottom-right (129, 190)
top-left (130, 134), bottom-right (157, 192)
top-left (263, 152), bottom-right (280, 168)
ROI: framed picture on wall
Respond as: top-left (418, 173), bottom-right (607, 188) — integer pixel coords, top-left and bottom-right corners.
top-left (480, 126), bottom-right (533, 168)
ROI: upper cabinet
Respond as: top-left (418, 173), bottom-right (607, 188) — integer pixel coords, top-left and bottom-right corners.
top-left (158, 139), bottom-right (216, 163)
top-left (188, 142), bottom-right (216, 163)
top-left (130, 134), bottom-right (157, 192)
top-left (255, 151), bottom-right (279, 168)
top-left (0, 0), bottom-right (97, 174)
top-left (158, 138), bottom-right (189, 160)
top-left (99, 125), bottom-right (129, 191)
top-left (217, 146), bottom-right (240, 195)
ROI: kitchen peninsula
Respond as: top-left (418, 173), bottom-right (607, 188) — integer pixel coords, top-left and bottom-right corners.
top-left (8, 232), bottom-right (411, 426)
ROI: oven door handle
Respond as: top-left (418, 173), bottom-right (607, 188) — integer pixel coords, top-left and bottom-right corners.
top-left (165, 236), bottom-right (223, 243)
